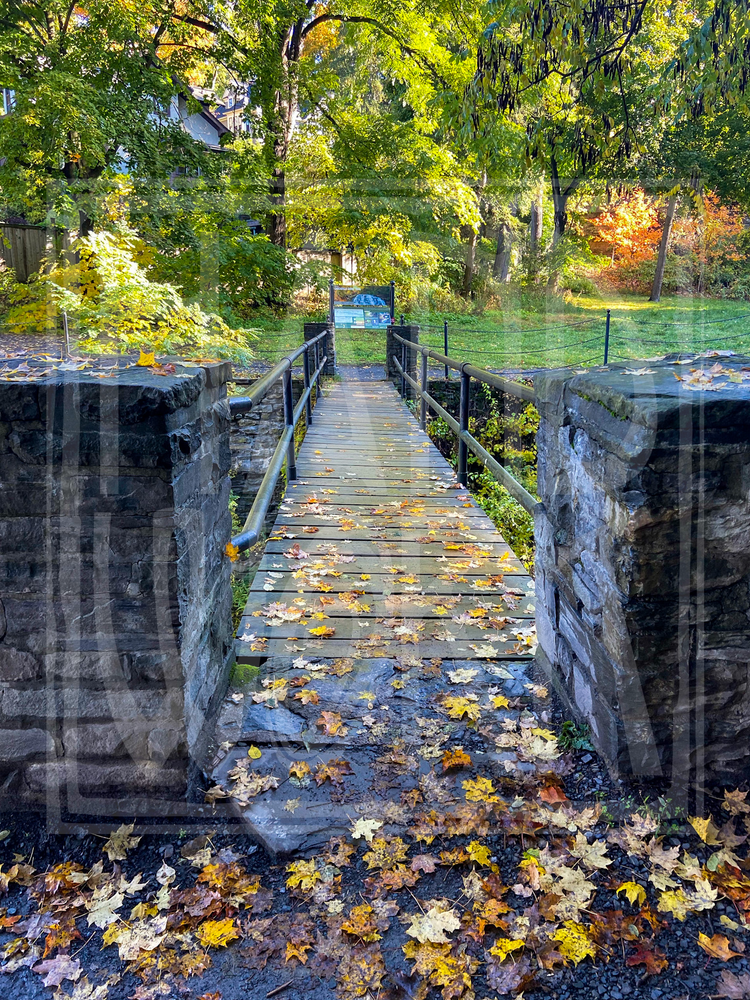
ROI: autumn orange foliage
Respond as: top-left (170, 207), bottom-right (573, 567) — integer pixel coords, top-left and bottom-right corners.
top-left (592, 188), bottom-right (748, 294)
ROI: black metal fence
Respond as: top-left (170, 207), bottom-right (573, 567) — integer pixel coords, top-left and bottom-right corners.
top-left (391, 333), bottom-right (539, 516)
top-left (227, 330), bottom-right (328, 552)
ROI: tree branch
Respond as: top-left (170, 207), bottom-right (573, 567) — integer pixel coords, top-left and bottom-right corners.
top-left (299, 14), bottom-right (448, 87)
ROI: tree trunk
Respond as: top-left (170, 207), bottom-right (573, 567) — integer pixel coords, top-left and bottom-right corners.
top-left (462, 227), bottom-right (478, 296)
top-left (493, 223), bottom-right (512, 281)
top-left (268, 162), bottom-right (287, 247)
top-left (529, 182), bottom-right (543, 253)
top-left (462, 171), bottom-right (487, 297)
top-left (550, 157), bottom-right (576, 246)
top-left (265, 23), bottom-right (302, 248)
top-left (650, 193), bottom-right (678, 302)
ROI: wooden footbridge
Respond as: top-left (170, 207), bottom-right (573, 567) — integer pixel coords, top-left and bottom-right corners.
top-left (229, 335), bottom-right (536, 670)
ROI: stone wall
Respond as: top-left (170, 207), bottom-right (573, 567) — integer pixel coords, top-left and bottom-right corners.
top-left (229, 379), bottom-right (304, 523)
top-left (0, 359), bottom-right (234, 815)
top-left (534, 357), bottom-right (750, 789)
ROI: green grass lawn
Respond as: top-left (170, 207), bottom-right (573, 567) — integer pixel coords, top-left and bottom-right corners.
top-left (246, 292), bottom-right (750, 369)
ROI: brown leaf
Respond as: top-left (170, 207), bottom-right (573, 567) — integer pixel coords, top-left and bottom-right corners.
top-left (316, 711), bottom-right (349, 736)
top-left (697, 932), bottom-right (742, 961)
top-left (32, 955), bottom-right (82, 987)
top-left (410, 855), bottom-right (438, 873)
top-left (314, 758), bottom-right (354, 786)
top-left (717, 970), bottom-right (750, 998)
top-left (625, 944), bottom-right (668, 975)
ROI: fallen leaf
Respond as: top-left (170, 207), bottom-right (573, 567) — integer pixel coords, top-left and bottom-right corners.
top-left (102, 823), bottom-right (141, 862)
top-left (405, 906), bottom-right (460, 944)
top-left (616, 881), bottom-right (647, 907)
top-left (32, 955), bottom-right (82, 987)
top-left (697, 932), bottom-right (742, 961)
top-left (197, 918), bottom-right (239, 948)
top-left (351, 819), bottom-right (383, 843)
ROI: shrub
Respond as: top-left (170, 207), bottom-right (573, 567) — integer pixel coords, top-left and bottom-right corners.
top-left (3, 229), bottom-right (255, 361)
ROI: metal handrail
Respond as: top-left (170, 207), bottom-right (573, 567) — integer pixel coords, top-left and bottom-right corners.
top-left (229, 331), bottom-right (329, 553)
top-left (392, 333), bottom-right (539, 516)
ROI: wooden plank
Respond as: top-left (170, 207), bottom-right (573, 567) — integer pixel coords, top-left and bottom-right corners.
top-left (238, 378), bottom-right (535, 668)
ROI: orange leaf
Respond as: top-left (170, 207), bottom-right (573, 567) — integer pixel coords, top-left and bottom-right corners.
top-left (697, 932), bottom-right (742, 961)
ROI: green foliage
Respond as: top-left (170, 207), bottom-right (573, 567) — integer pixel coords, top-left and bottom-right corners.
top-left (426, 389), bottom-right (538, 570)
top-left (473, 472), bottom-right (535, 573)
top-left (0, 1), bottom-right (218, 222)
top-left (558, 721), bottom-right (595, 753)
top-left (3, 229), bottom-right (254, 361)
top-left (231, 573), bottom-right (251, 634)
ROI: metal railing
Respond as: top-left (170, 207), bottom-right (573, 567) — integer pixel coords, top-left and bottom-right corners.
top-left (228, 331), bottom-right (328, 552)
top-left (391, 334), bottom-right (539, 516)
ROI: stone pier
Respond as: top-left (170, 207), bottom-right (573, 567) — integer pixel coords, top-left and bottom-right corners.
top-left (0, 358), bottom-right (234, 815)
top-left (535, 356), bottom-right (750, 788)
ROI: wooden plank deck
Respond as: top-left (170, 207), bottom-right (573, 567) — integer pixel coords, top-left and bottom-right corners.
top-left (236, 380), bottom-right (536, 664)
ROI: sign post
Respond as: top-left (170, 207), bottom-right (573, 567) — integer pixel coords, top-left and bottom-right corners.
top-left (331, 285), bottom-right (394, 331)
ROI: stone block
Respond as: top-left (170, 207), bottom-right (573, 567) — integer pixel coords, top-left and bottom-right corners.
top-left (0, 728), bottom-right (56, 762)
top-left (536, 354), bottom-right (750, 788)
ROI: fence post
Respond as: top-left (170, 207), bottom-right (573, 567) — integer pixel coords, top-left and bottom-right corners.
top-left (305, 321), bottom-right (336, 376)
top-left (458, 368), bottom-right (470, 486)
top-left (303, 345), bottom-right (313, 427)
top-left (386, 323), bottom-right (419, 392)
top-left (444, 320), bottom-right (449, 380)
top-left (420, 350), bottom-right (428, 430)
top-left (283, 367), bottom-right (296, 481)
top-left (604, 309), bottom-right (611, 365)
top-left (401, 341), bottom-right (406, 398)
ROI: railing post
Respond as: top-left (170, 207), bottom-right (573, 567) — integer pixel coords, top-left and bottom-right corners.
top-left (604, 309), bottom-right (611, 365)
top-left (401, 341), bottom-right (406, 397)
top-left (458, 367), bottom-right (470, 486)
top-left (420, 350), bottom-right (428, 430)
top-left (303, 344), bottom-right (312, 427)
top-left (305, 321), bottom-right (336, 376)
top-left (444, 320), bottom-right (449, 380)
top-left (283, 367), bottom-right (296, 481)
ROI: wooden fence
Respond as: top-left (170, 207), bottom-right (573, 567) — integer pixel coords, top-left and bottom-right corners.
top-left (0, 223), bottom-right (46, 281)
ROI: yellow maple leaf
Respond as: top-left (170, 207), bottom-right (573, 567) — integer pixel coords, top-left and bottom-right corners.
top-left (616, 881), bottom-right (647, 906)
top-left (657, 888), bottom-right (692, 921)
top-left (441, 695), bottom-right (481, 723)
top-left (492, 694), bottom-right (510, 709)
top-left (197, 918), bottom-right (238, 948)
top-left (689, 815), bottom-right (722, 845)
top-left (286, 859), bottom-right (322, 891)
top-left (466, 841), bottom-right (493, 867)
top-left (225, 542), bottom-right (240, 563)
top-left (405, 906), bottom-right (460, 944)
top-left (489, 938), bottom-right (525, 960)
top-left (289, 761), bottom-right (311, 779)
top-left (308, 625), bottom-right (336, 637)
top-left (102, 823), bottom-right (141, 862)
top-left (553, 921), bottom-right (596, 965)
top-left (462, 776), bottom-right (499, 804)
top-left (136, 350), bottom-right (155, 367)
top-left (723, 789), bottom-right (750, 816)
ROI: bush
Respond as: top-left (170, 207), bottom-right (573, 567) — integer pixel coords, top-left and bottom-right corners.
top-left (474, 471), bottom-right (536, 572)
top-left (3, 229), bottom-right (255, 361)
top-left (149, 224), bottom-right (299, 317)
